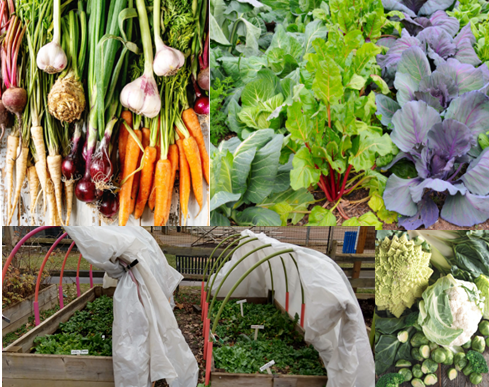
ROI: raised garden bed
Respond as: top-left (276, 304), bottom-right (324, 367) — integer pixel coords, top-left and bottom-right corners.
top-left (2, 286), bottom-right (116, 387)
top-left (208, 297), bottom-right (328, 387)
top-left (2, 284), bottom-right (58, 337)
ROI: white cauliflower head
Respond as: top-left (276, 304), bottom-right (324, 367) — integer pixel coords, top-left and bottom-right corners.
top-left (419, 274), bottom-right (485, 347)
top-left (446, 284), bottom-right (483, 346)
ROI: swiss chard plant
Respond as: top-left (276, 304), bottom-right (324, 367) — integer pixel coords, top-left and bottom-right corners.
top-left (285, 24), bottom-right (395, 223)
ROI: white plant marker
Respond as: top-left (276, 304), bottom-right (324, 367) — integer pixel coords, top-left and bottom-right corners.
top-left (260, 360), bottom-right (275, 375)
top-left (251, 324), bottom-right (264, 340)
top-left (236, 299), bottom-right (247, 317)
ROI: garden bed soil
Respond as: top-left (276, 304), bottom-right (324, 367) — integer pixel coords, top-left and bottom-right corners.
top-left (359, 298), bottom-right (374, 328)
top-left (2, 284), bottom-right (58, 337)
top-left (2, 287), bottom-right (115, 387)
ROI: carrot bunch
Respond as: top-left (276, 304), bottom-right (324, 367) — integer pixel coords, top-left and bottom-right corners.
top-left (117, 105), bottom-right (209, 226)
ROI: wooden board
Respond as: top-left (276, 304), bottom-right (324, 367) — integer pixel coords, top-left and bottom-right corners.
top-left (211, 372), bottom-right (327, 387)
top-left (2, 284), bottom-right (58, 336)
top-left (3, 286), bottom-right (116, 386)
top-left (3, 286), bottom-right (114, 353)
top-left (1, 114), bottom-right (210, 226)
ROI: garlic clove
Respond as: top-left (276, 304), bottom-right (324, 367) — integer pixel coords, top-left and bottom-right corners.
top-left (37, 42), bottom-right (68, 74)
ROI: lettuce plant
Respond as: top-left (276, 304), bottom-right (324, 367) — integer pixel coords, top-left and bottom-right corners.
top-left (383, 95), bottom-right (489, 228)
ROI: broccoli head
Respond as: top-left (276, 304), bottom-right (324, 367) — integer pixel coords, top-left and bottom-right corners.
top-left (466, 350), bottom-right (489, 374)
top-left (376, 373), bottom-right (404, 387)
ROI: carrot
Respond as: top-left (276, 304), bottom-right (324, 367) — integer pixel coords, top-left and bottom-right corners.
top-left (8, 146), bottom-right (28, 225)
top-left (27, 166), bottom-right (39, 226)
top-left (47, 154), bottom-right (64, 225)
top-left (154, 159), bottom-right (172, 226)
top-left (182, 108), bottom-right (209, 185)
top-left (119, 111), bottom-right (133, 169)
top-left (64, 180), bottom-right (74, 225)
top-left (5, 135), bottom-right (19, 219)
top-left (129, 127), bottom-right (150, 214)
top-left (183, 136), bottom-right (203, 212)
top-left (31, 126), bottom-right (48, 211)
top-left (164, 144), bottom-right (179, 221)
top-left (176, 138), bottom-right (190, 226)
top-left (134, 146), bottom-right (157, 219)
top-left (119, 129), bottom-right (142, 226)
top-left (148, 144), bottom-right (161, 211)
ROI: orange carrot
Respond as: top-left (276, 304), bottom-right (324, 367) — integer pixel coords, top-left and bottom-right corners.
top-left (163, 144), bottom-right (179, 221)
top-left (176, 138), bottom-right (190, 226)
top-left (134, 146), bottom-right (157, 219)
top-left (148, 144), bottom-right (161, 211)
top-left (129, 127), bottom-right (150, 214)
top-left (154, 159), bottom-right (172, 226)
top-left (182, 136), bottom-right (203, 212)
top-left (119, 129), bottom-right (142, 226)
top-left (182, 108), bottom-right (209, 185)
top-left (119, 111), bottom-right (133, 169)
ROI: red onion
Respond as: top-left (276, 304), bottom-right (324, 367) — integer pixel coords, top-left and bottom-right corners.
top-left (194, 96), bottom-right (210, 115)
top-left (99, 191), bottom-right (119, 218)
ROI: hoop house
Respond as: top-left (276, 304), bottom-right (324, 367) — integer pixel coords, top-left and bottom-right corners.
top-left (64, 226), bottom-right (199, 387)
top-left (208, 230), bottom-right (374, 387)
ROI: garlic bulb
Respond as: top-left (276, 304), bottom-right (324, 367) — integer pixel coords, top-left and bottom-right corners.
top-left (120, 74), bottom-right (161, 118)
top-left (153, 37), bottom-right (185, 76)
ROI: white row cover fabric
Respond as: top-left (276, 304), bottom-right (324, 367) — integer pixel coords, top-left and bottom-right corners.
top-left (65, 226), bottom-right (199, 387)
top-left (209, 230), bottom-right (374, 387)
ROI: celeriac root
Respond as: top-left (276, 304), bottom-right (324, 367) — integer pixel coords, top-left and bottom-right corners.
top-left (8, 147), bottom-right (28, 225)
top-left (31, 126), bottom-right (48, 211)
top-left (5, 135), bottom-right (19, 219)
top-left (47, 154), bottom-right (64, 226)
top-left (64, 179), bottom-right (74, 225)
top-left (27, 166), bottom-right (40, 226)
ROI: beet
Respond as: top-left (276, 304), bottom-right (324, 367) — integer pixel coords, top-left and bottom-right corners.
top-left (0, 99), bottom-right (12, 141)
top-left (197, 67), bottom-right (209, 91)
top-left (99, 191), bottom-right (119, 218)
top-left (194, 96), bottom-right (210, 115)
top-left (2, 87), bottom-right (27, 116)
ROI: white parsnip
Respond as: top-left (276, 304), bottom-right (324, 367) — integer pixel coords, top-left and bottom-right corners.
top-left (8, 147), bottom-right (28, 225)
top-left (64, 180), bottom-right (74, 225)
top-left (31, 126), bottom-right (48, 210)
top-left (47, 154), bottom-right (64, 225)
top-left (27, 166), bottom-right (39, 225)
top-left (5, 135), bottom-right (19, 218)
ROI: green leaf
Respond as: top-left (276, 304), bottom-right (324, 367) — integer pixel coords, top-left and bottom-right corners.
top-left (352, 42), bottom-right (381, 76)
top-left (210, 13), bottom-right (231, 45)
top-left (286, 101), bottom-right (313, 142)
top-left (241, 79), bottom-right (276, 107)
top-left (306, 206), bottom-right (337, 226)
top-left (346, 74), bottom-right (366, 90)
top-left (244, 134), bottom-right (284, 203)
top-left (211, 191), bottom-right (242, 211)
top-left (370, 74), bottom-right (390, 95)
top-left (268, 202), bottom-right (295, 226)
top-left (211, 211), bottom-right (231, 226)
top-left (350, 132), bottom-right (394, 172)
top-left (231, 147), bottom-right (256, 194)
top-left (234, 207), bottom-right (282, 226)
top-left (260, 187), bottom-right (314, 225)
top-left (290, 147), bottom-right (321, 190)
top-left (312, 57), bottom-right (344, 106)
top-left (343, 212), bottom-right (383, 229)
top-left (303, 19), bottom-right (328, 55)
top-left (217, 151), bottom-right (234, 193)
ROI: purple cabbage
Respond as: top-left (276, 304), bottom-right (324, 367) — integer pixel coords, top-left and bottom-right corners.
top-left (383, 98), bottom-right (489, 228)
top-left (382, 0), bottom-right (456, 18)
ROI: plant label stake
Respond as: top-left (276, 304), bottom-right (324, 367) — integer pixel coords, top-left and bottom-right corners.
top-left (251, 325), bottom-right (264, 340)
top-left (260, 360), bottom-right (275, 375)
top-left (236, 299), bottom-right (247, 317)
